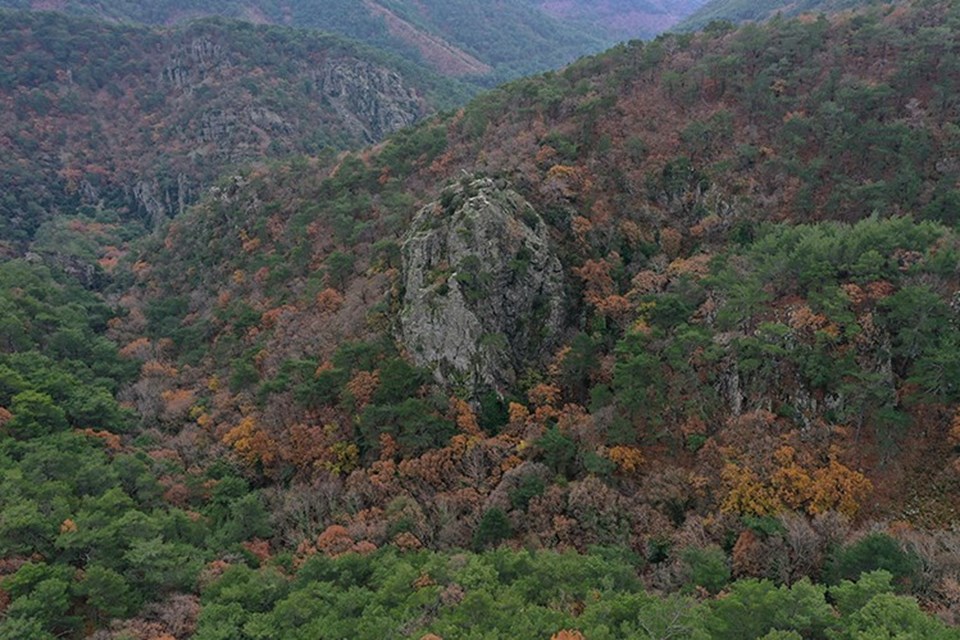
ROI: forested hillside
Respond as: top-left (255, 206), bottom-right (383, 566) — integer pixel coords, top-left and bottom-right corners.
top-left (4, 1), bottom-right (960, 638)
top-left (676, 0), bottom-right (877, 30)
top-left (0, 0), bottom-right (699, 83)
top-left (0, 10), bottom-right (465, 257)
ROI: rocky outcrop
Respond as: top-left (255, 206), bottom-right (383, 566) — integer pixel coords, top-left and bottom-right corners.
top-left (162, 37), bottom-right (227, 91)
top-left (316, 58), bottom-right (425, 143)
top-left (193, 106), bottom-right (291, 157)
top-left (25, 251), bottom-right (106, 290)
top-left (1, 12), bottom-right (457, 251)
top-left (150, 50), bottom-right (425, 226)
top-left (183, 58), bottom-right (423, 153)
top-left (400, 178), bottom-right (566, 394)
top-left (128, 173), bottom-right (192, 227)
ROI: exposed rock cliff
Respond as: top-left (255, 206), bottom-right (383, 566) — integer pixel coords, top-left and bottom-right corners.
top-left (317, 58), bottom-right (426, 143)
top-left (400, 178), bottom-right (566, 394)
top-left (127, 174), bottom-right (192, 227)
top-left (161, 36), bottom-right (227, 91)
top-left (0, 12), bottom-right (455, 246)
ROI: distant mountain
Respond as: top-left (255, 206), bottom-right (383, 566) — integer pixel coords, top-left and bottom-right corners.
top-left (537, 0), bottom-right (708, 39)
top-left (0, 0), bottom-right (596, 82)
top-left (0, 1), bottom-right (710, 82)
top-left (0, 10), bottom-right (466, 251)
top-left (676, 0), bottom-right (878, 31)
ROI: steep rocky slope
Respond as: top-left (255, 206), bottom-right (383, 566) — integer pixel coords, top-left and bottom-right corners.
top-left (0, 10), bottom-right (464, 253)
top-left (400, 178), bottom-right (566, 392)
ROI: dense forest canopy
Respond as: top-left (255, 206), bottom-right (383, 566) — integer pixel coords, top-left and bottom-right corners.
top-left (676, 0), bottom-right (878, 31)
top-left (0, 10), bottom-right (466, 255)
top-left (2, 1), bottom-right (960, 638)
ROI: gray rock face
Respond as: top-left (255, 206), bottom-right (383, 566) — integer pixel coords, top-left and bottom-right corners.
top-left (128, 173), bottom-right (192, 227)
top-left (400, 178), bottom-right (566, 394)
top-left (162, 37), bottom-right (227, 90)
top-left (317, 58), bottom-right (425, 143)
top-left (194, 106), bottom-right (291, 155)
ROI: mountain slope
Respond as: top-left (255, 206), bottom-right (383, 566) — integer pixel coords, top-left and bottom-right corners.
top-left (116, 0), bottom-right (960, 549)
top-left (0, 0), bottom-right (713, 82)
top-left (538, 0), bottom-right (708, 39)
top-left (0, 10), bottom-right (466, 253)
top-left (676, 0), bottom-right (879, 30)
top-left (0, 0), bottom-right (604, 82)
top-left (6, 1), bottom-right (960, 637)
